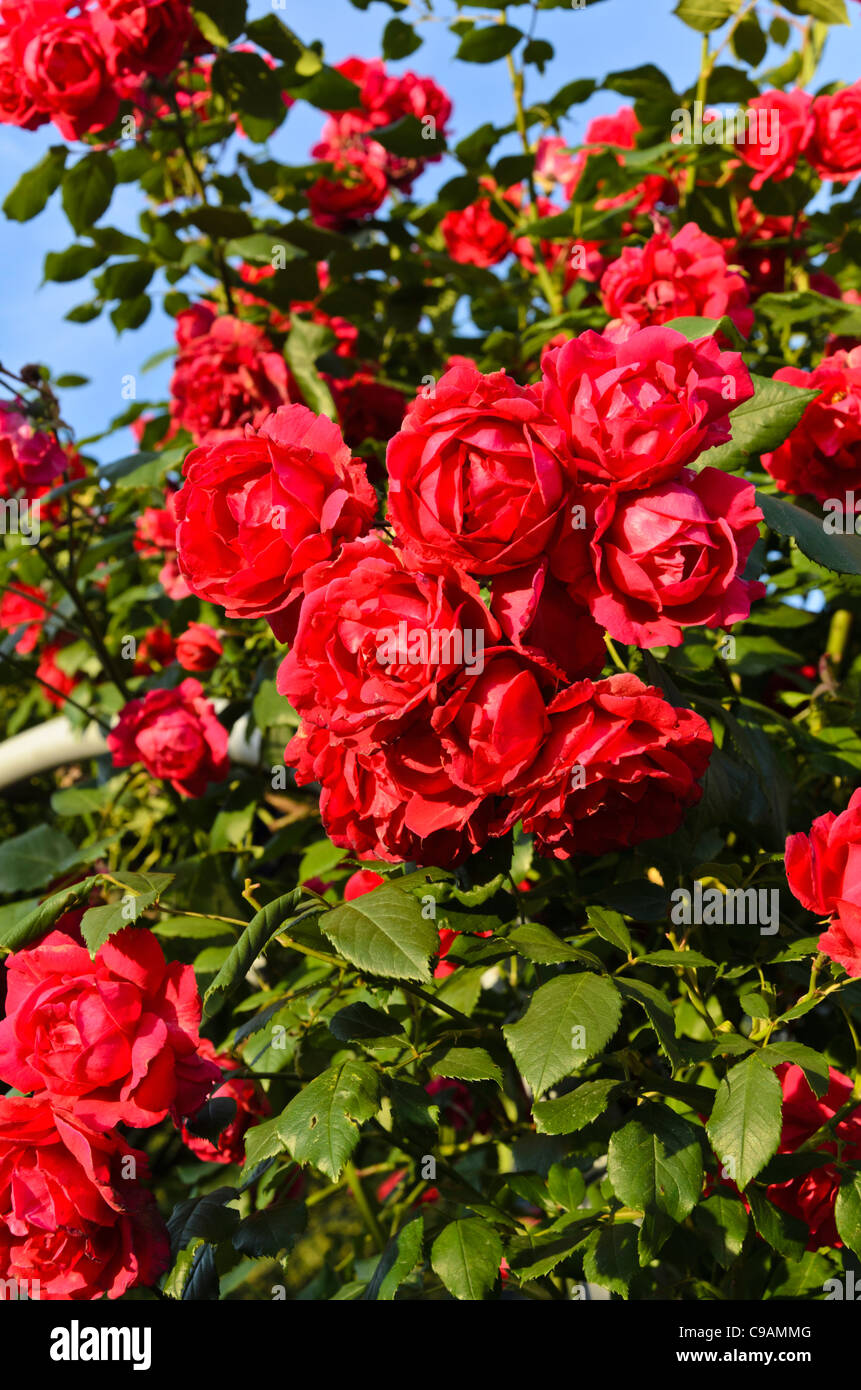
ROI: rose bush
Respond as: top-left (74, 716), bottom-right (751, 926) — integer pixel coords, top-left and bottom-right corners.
top-left (3, 0), bottom-right (861, 1311)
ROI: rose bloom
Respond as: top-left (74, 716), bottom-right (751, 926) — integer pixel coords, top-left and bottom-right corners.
top-left (90, 0), bottom-right (197, 79)
top-left (726, 200), bottom-right (803, 300)
top-left (764, 1064), bottom-right (861, 1249)
top-left (180, 1038), bottom-right (270, 1166)
top-left (574, 466), bottom-right (765, 649)
top-left (7, 4), bottom-right (118, 139)
top-left (761, 349), bottom-right (861, 504)
top-left (734, 89), bottom-right (813, 190)
top-left (499, 673), bottom-right (713, 858)
top-left (169, 303), bottom-right (296, 444)
top-left (285, 722), bottom-right (491, 867)
top-left (308, 154), bottom-right (388, 229)
top-left (132, 624), bottom-right (176, 674)
top-left (600, 224), bottom-right (754, 337)
top-left (0, 582), bottom-right (45, 653)
top-left (570, 106), bottom-right (679, 217)
top-left (107, 677), bottom-right (229, 797)
top-left (807, 81), bottom-right (861, 183)
top-left (387, 363), bottom-right (572, 575)
top-left (491, 559), bottom-right (606, 684)
top-left (134, 491), bottom-right (179, 555)
top-left (159, 555), bottom-right (192, 601)
top-left (176, 621), bottom-right (222, 672)
top-left (175, 404), bottom-right (377, 643)
top-left (540, 325), bottom-right (754, 490)
top-left (0, 924), bottom-right (221, 1128)
top-left (35, 640), bottom-right (78, 708)
top-left (277, 533), bottom-right (501, 747)
top-left (328, 371), bottom-right (406, 452)
top-left (0, 399), bottom-right (65, 492)
top-left (0, 1095), bottom-right (169, 1300)
top-left (344, 869), bottom-right (385, 900)
top-left (785, 787), bottom-right (861, 976)
top-left (433, 653), bottom-right (551, 796)
top-left (441, 196), bottom-right (513, 267)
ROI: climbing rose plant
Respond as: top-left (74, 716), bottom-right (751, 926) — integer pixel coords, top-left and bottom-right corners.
top-left (2, 0), bottom-right (861, 1304)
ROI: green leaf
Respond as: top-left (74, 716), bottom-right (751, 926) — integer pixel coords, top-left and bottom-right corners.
top-left (706, 1055), bottom-right (783, 1190)
top-left (80, 872), bottom-right (174, 956)
top-left (533, 1079), bottom-right (622, 1135)
top-left (582, 1224), bottom-right (638, 1298)
top-left (430, 1218), bottom-right (502, 1300)
top-left (285, 318), bottom-right (338, 420)
top-left (243, 15), bottom-right (301, 62)
top-left (232, 1202), bottom-right (306, 1258)
top-left (608, 1103), bottom-right (704, 1221)
top-left (757, 491), bottom-right (861, 576)
top-left (429, 1047), bottom-right (503, 1085)
top-left (698, 374), bottom-right (819, 474)
top-left (364, 1216), bottom-right (424, 1300)
top-left (503, 972), bottom-right (622, 1096)
top-left (249, 1060), bottom-right (380, 1180)
top-left (329, 1003), bottom-right (404, 1041)
top-left (731, 11), bottom-right (768, 65)
top-left (586, 905), bottom-right (632, 956)
top-left (693, 1192), bottom-right (749, 1268)
top-left (456, 24), bottom-right (523, 63)
top-left (43, 245), bottom-right (106, 283)
top-left (319, 884), bottom-right (439, 983)
top-left (203, 888), bottom-right (308, 1017)
top-left (0, 826), bottom-right (80, 893)
top-left (636, 949), bottom-right (716, 968)
top-left (383, 17), bottom-right (422, 58)
top-left (835, 1171), bottom-right (861, 1260)
top-left (167, 1187), bottom-right (238, 1258)
top-left (616, 976), bottom-right (684, 1069)
top-left (780, 0), bottom-right (848, 22)
top-left (62, 153), bottom-right (115, 235)
top-left (755, 1041), bottom-right (830, 1098)
top-left (110, 294), bottom-right (152, 333)
top-left (508, 921), bottom-right (599, 966)
top-left (191, 0), bottom-right (247, 46)
top-left (3, 147), bottom-right (67, 222)
top-left (673, 0), bottom-right (740, 32)
top-left (746, 1186), bottom-right (808, 1259)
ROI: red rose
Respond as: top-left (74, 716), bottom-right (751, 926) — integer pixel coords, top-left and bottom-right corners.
top-left (0, 925), bottom-right (221, 1127)
top-left (308, 154), bottom-right (388, 229)
top-left (169, 303), bottom-right (296, 444)
top-left (573, 466), bottom-right (765, 649)
top-left (35, 640), bottom-right (78, 708)
top-left (433, 653), bottom-right (550, 795)
top-left (441, 197), bottom-right (513, 267)
top-left (277, 533), bottom-right (500, 747)
top-left (180, 1038), bottom-right (270, 1165)
top-left (286, 724), bottom-right (490, 867)
top-left (90, 0), bottom-right (196, 79)
top-left (490, 560), bottom-right (606, 684)
top-left (176, 621), bottom-right (222, 672)
top-left (434, 926), bottom-right (492, 978)
top-left (541, 325), bottom-right (754, 491)
top-left (601, 224), bottom-right (754, 337)
top-left (132, 624), bottom-right (176, 674)
top-left (13, 5), bottom-right (118, 140)
top-left (344, 869), bottom-right (386, 900)
top-left (807, 81), bottom-right (861, 183)
top-left (764, 1065), bottom-right (861, 1249)
top-left (761, 350), bottom-right (861, 504)
top-left (499, 673), bottom-right (713, 858)
top-left (0, 399), bottom-right (65, 492)
top-left (175, 404), bottom-right (377, 642)
top-left (734, 89), bottom-right (813, 190)
top-left (785, 787), bottom-right (861, 976)
top-left (425, 1076), bottom-right (491, 1133)
top-left (134, 491), bottom-right (179, 555)
top-left (328, 371), bottom-right (406, 451)
top-left (571, 106), bottom-right (678, 217)
top-left (0, 582), bottom-right (45, 653)
top-left (386, 363), bottom-right (572, 575)
top-left (107, 677), bottom-right (229, 797)
top-left (0, 1095), bottom-right (169, 1300)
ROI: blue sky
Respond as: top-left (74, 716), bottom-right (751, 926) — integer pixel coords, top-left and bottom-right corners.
top-left (0, 0), bottom-right (857, 462)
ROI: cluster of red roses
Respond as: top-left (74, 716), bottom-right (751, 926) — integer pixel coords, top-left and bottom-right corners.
top-left (0, 0), bottom-right (198, 140)
top-left (152, 320), bottom-right (770, 867)
top-left (0, 917), bottom-right (266, 1299)
top-left (307, 56), bottom-right (451, 229)
top-left (786, 787), bottom-right (861, 979)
